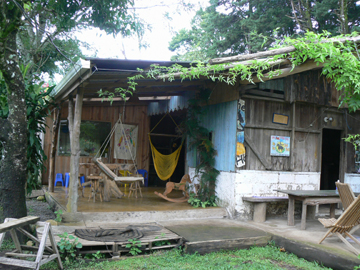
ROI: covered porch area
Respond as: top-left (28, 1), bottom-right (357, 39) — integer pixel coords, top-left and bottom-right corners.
top-left (44, 186), bottom-right (227, 223)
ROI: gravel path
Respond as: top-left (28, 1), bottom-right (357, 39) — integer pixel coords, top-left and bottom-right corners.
top-left (26, 197), bottom-right (56, 221)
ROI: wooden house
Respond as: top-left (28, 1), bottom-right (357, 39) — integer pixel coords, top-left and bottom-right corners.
top-left (43, 55), bottom-right (360, 219)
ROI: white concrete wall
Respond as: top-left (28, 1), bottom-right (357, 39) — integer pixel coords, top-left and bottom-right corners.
top-left (188, 168), bottom-right (320, 220)
top-left (344, 173), bottom-right (360, 192)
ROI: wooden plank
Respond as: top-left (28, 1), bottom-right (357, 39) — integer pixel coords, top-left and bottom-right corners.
top-left (303, 197), bottom-right (341, 205)
top-left (290, 102), bottom-right (296, 171)
top-left (0, 257), bottom-right (37, 268)
top-left (35, 223), bottom-right (49, 265)
top-left (5, 253), bottom-right (47, 258)
top-left (38, 254), bottom-right (60, 269)
top-left (184, 236), bottom-right (271, 255)
top-left (0, 216), bottom-right (39, 233)
top-left (242, 197), bottom-right (288, 203)
top-left (301, 202), bottom-right (307, 230)
top-left (244, 133), bottom-right (271, 170)
top-left (288, 197), bottom-right (295, 226)
top-left (47, 226), bottom-right (63, 270)
top-left (242, 89), bottom-right (284, 99)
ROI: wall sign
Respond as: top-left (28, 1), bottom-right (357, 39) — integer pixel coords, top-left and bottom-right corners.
top-left (270, 136), bottom-right (290, 156)
top-left (272, 113), bottom-right (289, 125)
top-left (236, 99), bottom-right (246, 167)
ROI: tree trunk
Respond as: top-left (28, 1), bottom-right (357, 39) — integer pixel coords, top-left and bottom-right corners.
top-left (0, 3), bottom-right (28, 222)
top-left (339, 0), bottom-right (349, 34)
top-left (48, 105), bottom-right (61, 192)
top-left (66, 89), bottom-right (84, 213)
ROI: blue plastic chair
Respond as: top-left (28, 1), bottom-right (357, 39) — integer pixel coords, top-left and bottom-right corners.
top-left (79, 175), bottom-right (85, 185)
top-left (64, 172), bottom-right (70, 187)
top-left (137, 169), bottom-right (148, 187)
top-left (54, 173), bottom-right (64, 187)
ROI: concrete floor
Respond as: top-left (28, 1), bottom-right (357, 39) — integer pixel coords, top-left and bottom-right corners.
top-left (45, 187), bottom-right (360, 269)
top-left (49, 186), bottom-right (196, 212)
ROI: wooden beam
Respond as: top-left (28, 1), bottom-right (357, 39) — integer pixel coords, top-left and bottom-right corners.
top-left (290, 102), bottom-right (296, 171)
top-left (149, 133), bottom-right (182, 138)
top-left (157, 59), bottom-right (290, 80)
top-left (0, 217), bottom-right (39, 234)
top-left (67, 88), bottom-right (84, 213)
top-left (48, 105), bottom-right (61, 192)
top-left (240, 89), bottom-right (284, 99)
top-left (240, 61), bottom-right (324, 85)
top-left (210, 36), bottom-right (360, 64)
top-left (244, 133), bottom-right (272, 170)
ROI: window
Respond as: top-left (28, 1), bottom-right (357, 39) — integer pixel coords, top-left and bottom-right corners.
top-left (58, 120), bottom-right (111, 157)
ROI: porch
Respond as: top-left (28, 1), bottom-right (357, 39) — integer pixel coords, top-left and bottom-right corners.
top-left (45, 186), bottom-right (227, 223)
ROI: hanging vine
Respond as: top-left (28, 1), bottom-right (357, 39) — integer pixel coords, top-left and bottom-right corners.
top-left (99, 31), bottom-right (360, 205)
top-left (182, 89), bottom-right (219, 206)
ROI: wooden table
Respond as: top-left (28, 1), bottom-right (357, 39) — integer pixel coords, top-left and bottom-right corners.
top-left (87, 175), bottom-right (103, 202)
top-left (274, 190), bottom-right (341, 230)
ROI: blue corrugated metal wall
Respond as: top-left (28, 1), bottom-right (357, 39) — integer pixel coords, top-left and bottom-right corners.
top-left (147, 92), bottom-right (194, 115)
top-left (187, 100), bottom-right (237, 172)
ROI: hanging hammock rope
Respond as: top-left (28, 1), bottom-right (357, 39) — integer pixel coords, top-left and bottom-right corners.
top-left (149, 113), bottom-right (183, 181)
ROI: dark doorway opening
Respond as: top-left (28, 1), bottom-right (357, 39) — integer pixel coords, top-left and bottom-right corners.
top-left (320, 129), bottom-right (341, 190)
top-left (149, 112), bottom-right (186, 187)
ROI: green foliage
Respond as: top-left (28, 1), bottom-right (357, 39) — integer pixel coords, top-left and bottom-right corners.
top-left (13, 0), bottom-right (145, 77)
top-left (0, 240), bottom-right (16, 251)
top-left (55, 245), bottom-right (331, 270)
top-left (0, 65), bottom-right (55, 195)
top-left (183, 90), bottom-right (220, 204)
top-left (169, 0), bottom-right (360, 62)
top-left (188, 192), bottom-right (217, 208)
top-left (98, 72), bottom-right (144, 103)
top-left (153, 233), bottom-right (171, 247)
top-left (125, 238), bottom-right (142, 256)
top-left (84, 251), bottom-right (105, 260)
top-left (54, 209), bottom-right (63, 223)
top-left (57, 232), bottom-right (83, 262)
top-left (278, 31), bottom-right (360, 112)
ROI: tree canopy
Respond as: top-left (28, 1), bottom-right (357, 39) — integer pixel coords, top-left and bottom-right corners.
top-left (169, 0), bottom-right (360, 61)
top-left (16, 0), bottom-right (144, 77)
top-left (0, 0), bottom-right (145, 222)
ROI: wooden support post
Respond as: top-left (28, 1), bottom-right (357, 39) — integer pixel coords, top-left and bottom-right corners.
top-left (290, 102), bottom-right (296, 171)
top-left (48, 105), bottom-right (61, 192)
top-left (67, 89), bottom-right (84, 213)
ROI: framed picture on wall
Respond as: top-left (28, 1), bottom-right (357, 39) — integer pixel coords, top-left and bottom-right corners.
top-left (270, 135), bottom-right (290, 156)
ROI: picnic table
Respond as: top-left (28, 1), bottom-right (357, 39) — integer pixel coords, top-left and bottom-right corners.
top-left (274, 189), bottom-right (342, 230)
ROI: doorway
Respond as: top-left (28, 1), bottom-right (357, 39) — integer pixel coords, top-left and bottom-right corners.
top-left (149, 112), bottom-right (186, 187)
top-left (320, 129), bottom-right (341, 190)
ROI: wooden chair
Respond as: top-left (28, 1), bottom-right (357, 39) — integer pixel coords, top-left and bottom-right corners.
top-left (336, 182), bottom-right (356, 210)
top-left (318, 195), bottom-right (360, 255)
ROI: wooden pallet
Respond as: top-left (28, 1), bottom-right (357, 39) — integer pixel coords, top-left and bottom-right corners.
top-left (37, 223), bottom-right (183, 257)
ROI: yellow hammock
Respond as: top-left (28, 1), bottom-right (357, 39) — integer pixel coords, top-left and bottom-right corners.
top-left (149, 134), bottom-right (183, 181)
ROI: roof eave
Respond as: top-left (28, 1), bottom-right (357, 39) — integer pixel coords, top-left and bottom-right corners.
top-left (52, 59), bottom-right (91, 101)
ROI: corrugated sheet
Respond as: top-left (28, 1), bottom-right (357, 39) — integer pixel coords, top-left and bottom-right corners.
top-left (147, 92), bottom-right (194, 115)
top-left (187, 100), bottom-right (237, 172)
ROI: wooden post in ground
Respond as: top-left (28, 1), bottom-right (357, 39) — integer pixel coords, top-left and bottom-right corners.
top-left (48, 105), bottom-right (61, 192)
top-left (67, 89), bottom-right (84, 213)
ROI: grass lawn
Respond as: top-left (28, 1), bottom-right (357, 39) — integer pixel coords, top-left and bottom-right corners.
top-left (41, 244), bottom-right (332, 270)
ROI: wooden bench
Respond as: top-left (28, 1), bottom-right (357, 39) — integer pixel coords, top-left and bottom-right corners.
top-left (242, 196), bottom-right (288, 223)
top-left (0, 216), bottom-right (63, 270)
